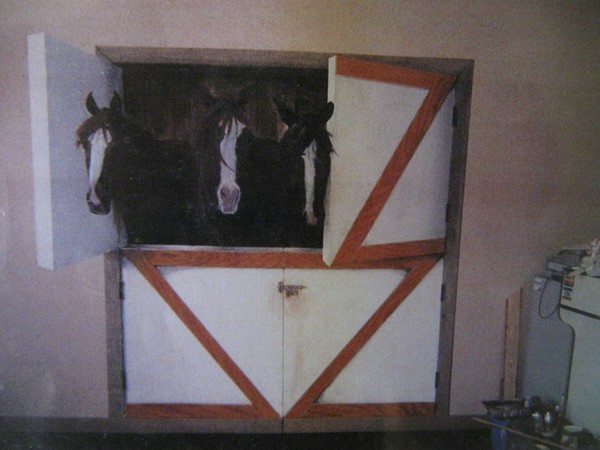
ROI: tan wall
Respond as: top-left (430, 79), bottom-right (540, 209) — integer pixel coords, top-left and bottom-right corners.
top-left (1, 0), bottom-right (599, 418)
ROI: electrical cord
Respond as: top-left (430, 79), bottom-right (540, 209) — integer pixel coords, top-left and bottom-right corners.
top-left (537, 276), bottom-right (560, 319)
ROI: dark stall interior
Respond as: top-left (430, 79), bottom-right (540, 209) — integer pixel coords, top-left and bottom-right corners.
top-left (119, 64), bottom-right (330, 248)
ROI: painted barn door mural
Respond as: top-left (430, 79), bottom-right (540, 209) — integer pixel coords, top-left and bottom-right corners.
top-left (28, 33), bottom-right (457, 422)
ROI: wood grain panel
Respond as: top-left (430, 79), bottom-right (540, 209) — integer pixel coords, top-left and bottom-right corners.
top-left (125, 251), bottom-right (279, 419)
top-left (335, 55), bottom-right (445, 89)
top-left (285, 256), bottom-right (440, 418)
top-left (303, 402), bottom-right (435, 418)
top-left (123, 248), bottom-right (430, 270)
top-left (126, 403), bottom-right (264, 419)
top-left (128, 248), bottom-right (289, 268)
top-left (353, 239), bottom-right (445, 262)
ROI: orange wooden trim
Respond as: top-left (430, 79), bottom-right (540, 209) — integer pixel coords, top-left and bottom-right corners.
top-left (335, 55), bottom-right (446, 89)
top-left (332, 74), bottom-right (455, 266)
top-left (353, 239), bottom-right (445, 262)
top-left (285, 257), bottom-right (440, 418)
top-left (302, 402), bottom-right (435, 418)
top-left (125, 403), bottom-right (264, 419)
top-left (123, 248), bottom-right (425, 270)
top-left (125, 252), bottom-right (279, 419)
top-left (127, 248), bottom-right (289, 268)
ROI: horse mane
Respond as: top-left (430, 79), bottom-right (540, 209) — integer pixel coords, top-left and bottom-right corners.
top-left (76, 111), bottom-right (107, 148)
top-left (76, 98), bottom-right (153, 151)
top-left (313, 126), bottom-right (335, 159)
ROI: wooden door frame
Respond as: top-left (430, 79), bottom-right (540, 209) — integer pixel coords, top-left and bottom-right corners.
top-left (101, 47), bottom-right (473, 432)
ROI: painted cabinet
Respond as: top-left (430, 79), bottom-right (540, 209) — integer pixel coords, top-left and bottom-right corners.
top-left (121, 252), bottom-right (442, 419)
top-left (28, 33), bottom-right (471, 428)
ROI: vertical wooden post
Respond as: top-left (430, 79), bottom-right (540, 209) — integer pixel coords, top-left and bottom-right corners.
top-left (502, 288), bottom-right (522, 399)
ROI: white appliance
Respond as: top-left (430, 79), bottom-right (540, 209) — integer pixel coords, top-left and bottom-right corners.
top-left (519, 277), bottom-right (573, 404)
top-left (559, 273), bottom-right (600, 438)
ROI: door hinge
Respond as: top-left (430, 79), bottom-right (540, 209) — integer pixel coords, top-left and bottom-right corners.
top-left (435, 371), bottom-right (440, 388)
top-left (452, 106), bottom-right (458, 127)
top-left (118, 280), bottom-right (125, 300)
top-left (122, 370), bottom-right (127, 392)
top-left (440, 284), bottom-right (446, 302)
top-left (445, 203), bottom-right (451, 224)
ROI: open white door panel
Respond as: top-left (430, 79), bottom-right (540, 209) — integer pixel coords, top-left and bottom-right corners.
top-left (324, 56), bottom-right (455, 266)
top-left (364, 91), bottom-right (454, 246)
top-left (28, 33), bottom-right (121, 269)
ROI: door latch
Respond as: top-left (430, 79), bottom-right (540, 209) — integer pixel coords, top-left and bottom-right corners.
top-left (278, 281), bottom-right (306, 298)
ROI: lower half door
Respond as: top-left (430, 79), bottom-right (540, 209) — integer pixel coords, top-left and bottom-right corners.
top-left (283, 262), bottom-right (443, 418)
top-left (121, 258), bottom-right (283, 419)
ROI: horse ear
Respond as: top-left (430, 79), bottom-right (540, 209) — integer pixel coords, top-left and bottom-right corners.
top-left (110, 91), bottom-right (123, 114)
top-left (85, 92), bottom-right (100, 115)
top-left (320, 102), bottom-right (334, 122)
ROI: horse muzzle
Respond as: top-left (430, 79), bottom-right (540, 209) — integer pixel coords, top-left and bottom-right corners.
top-left (218, 182), bottom-right (240, 215)
top-left (87, 190), bottom-right (111, 215)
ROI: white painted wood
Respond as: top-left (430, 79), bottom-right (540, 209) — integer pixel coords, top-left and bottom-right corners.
top-left (122, 259), bottom-right (284, 410)
top-left (321, 260), bottom-right (443, 404)
top-left (27, 33), bottom-right (121, 269)
top-left (282, 268), bottom-right (407, 415)
top-left (323, 57), bottom-right (425, 264)
top-left (365, 90), bottom-right (454, 245)
top-left (560, 275), bottom-right (600, 437)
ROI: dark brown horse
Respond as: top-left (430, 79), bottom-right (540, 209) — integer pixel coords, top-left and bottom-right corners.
top-left (76, 92), bottom-right (199, 245)
top-left (193, 85), bottom-right (291, 247)
top-left (193, 89), bottom-right (335, 248)
top-left (279, 101), bottom-right (335, 247)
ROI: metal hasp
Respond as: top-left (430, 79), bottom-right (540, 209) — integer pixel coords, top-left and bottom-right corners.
top-left (278, 281), bottom-right (306, 298)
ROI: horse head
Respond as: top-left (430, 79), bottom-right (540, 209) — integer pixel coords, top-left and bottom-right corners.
top-left (199, 86), bottom-right (288, 217)
top-left (76, 91), bottom-right (124, 215)
top-left (197, 98), bottom-right (248, 215)
top-left (280, 101), bottom-right (335, 226)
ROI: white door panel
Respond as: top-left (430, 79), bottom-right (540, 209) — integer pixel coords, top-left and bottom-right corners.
top-left (365, 92), bottom-right (454, 245)
top-left (282, 268), bottom-right (407, 415)
top-left (122, 260), bottom-right (248, 404)
top-left (323, 56), bottom-right (454, 265)
top-left (122, 260), bottom-right (284, 412)
top-left (28, 33), bottom-right (121, 269)
top-left (160, 266), bottom-right (284, 412)
top-left (320, 260), bottom-right (443, 404)
top-left (324, 59), bottom-right (426, 264)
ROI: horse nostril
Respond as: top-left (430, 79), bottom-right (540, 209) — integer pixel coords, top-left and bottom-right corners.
top-left (220, 185), bottom-right (240, 202)
top-left (87, 199), bottom-right (110, 215)
top-left (86, 190), bottom-right (110, 215)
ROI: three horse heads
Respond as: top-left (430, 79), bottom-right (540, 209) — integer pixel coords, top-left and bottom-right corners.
top-left (76, 90), bottom-right (335, 247)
